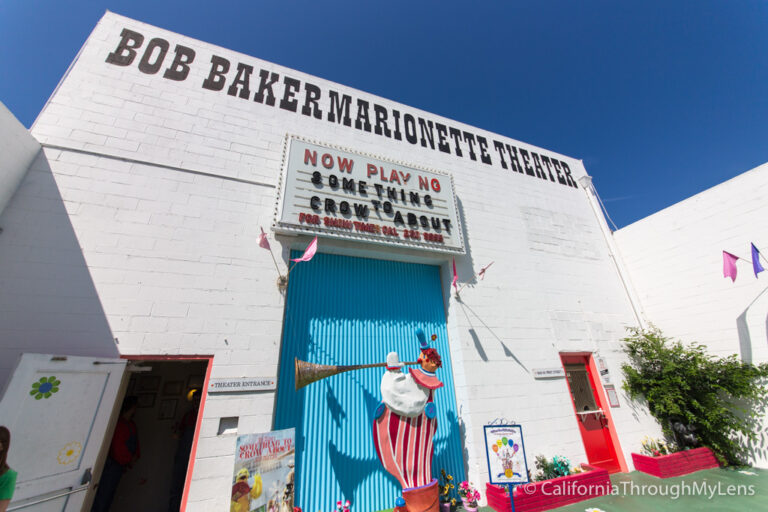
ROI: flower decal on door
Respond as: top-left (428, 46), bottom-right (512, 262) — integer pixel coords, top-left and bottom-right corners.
top-left (57, 441), bottom-right (82, 465)
top-left (30, 376), bottom-right (61, 400)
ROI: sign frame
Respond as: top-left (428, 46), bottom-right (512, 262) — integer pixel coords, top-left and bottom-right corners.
top-left (483, 424), bottom-right (530, 486)
top-left (232, 428), bottom-right (296, 511)
top-left (596, 356), bottom-right (611, 384)
top-left (531, 368), bottom-right (565, 379)
top-left (208, 377), bottom-right (277, 393)
top-left (603, 384), bottom-right (620, 408)
top-left (273, 135), bottom-right (466, 254)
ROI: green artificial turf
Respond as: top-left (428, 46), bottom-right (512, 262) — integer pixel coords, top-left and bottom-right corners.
top-left (377, 467), bottom-right (768, 512)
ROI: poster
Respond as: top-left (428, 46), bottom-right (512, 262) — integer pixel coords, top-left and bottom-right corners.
top-left (483, 425), bottom-right (529, 485)
top-left (232, 428), bottom-right (295, 512)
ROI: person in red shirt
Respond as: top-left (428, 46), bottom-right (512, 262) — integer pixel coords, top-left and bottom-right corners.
top-left (168, 389), bottom-right (200, 511)
top-left (91, 396), bottom-right (140, 512)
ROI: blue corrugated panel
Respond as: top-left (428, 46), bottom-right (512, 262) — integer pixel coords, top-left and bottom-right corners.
top-left (274, 252), bottom-right (465, 512)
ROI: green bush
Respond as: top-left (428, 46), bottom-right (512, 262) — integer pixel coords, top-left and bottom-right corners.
top-left (621, 327), bottom-right (768, 465)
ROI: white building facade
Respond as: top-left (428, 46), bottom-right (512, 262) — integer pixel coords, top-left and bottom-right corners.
top-left (0, 11), bottom-right (708, 512)
top-left (613, 162), bottom-right (768, 468)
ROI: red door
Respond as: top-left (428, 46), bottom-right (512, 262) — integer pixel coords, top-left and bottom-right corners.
top-left (561, 354), bottom-right (624, 473)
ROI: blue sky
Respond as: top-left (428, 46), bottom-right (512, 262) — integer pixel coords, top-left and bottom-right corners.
top-left (1, 1), bottom-right (766, 228)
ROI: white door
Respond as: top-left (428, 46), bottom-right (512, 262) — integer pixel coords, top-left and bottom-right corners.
top-left (0, 353), bottom-right (126, 512)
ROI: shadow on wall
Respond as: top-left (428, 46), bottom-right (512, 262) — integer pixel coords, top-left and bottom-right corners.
top-left (733, 285), bottom-right (768, 466)
top-left (736, 397), bottom-right (768, 466)
top-left (736, 284), bottom-right (768, 364)
top-left (457, 406), bottom-right (470, 483)
top-left (468, 328), bottom-right (488, 361)
top-left (737, 311), bottom-right (752, 364)
top-left (460, 305), bottom-right (528, 374)
top-left (453, 197), bottom-right (476, 288)
top-left (0, 151), bottom-right (119, 397)
top-left (450, 197), bottom-right (528, 373)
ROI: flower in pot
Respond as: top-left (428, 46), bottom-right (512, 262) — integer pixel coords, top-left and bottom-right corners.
top-left (438, 469), bottom-right (456, 511)
top-left (457, 481), bottom-right (480, 511)
top-left (641, 436), bottom-right (674, 457)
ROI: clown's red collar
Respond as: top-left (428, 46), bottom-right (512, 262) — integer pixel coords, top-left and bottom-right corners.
top-left (410, 368), bottom-right (443, 390)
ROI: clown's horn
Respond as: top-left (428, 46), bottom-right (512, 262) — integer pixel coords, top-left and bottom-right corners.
top-left (294, 358), bottom-right (418, 390)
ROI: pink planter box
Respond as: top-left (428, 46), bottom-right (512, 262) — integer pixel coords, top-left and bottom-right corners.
top-left (631, 447), bottom-right (719, 478)
top-left (485, 465), bottom-right (611, 512)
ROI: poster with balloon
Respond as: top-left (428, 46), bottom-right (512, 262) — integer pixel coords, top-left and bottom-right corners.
top-left (482, 425), bottom-right (529, 485)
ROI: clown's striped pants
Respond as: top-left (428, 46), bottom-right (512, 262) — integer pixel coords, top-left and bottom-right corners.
top-left (372, 406), bottom-right (437, 489)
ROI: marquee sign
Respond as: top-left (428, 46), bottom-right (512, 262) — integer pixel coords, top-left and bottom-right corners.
top-left (274, 137), bottom-right (465, 253)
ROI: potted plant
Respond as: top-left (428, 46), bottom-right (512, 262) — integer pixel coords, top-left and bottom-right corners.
top-left (631, 436), bottom-right (718, 478)
top-left (438, 469), bottom-right (457, 512)
top-left (457, 481), bottom-right (480, 511)
top-left (533, 455), bottom-right (571, 481)
top-left (641, 436), bottom-right (673, 457)
top-left (621, 327), bottom-right (768, 466)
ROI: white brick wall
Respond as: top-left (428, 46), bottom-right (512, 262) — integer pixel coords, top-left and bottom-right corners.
top-left (615, 163), bottom-right (768, 360)
top-left (0, 147), bottom-right (122, 395)
top-left (614, 162), bottom-right (768, 467)
top-left (1, 11), bottom-right (665, 509)
top-left (0, 102), bottom-right (40, 216)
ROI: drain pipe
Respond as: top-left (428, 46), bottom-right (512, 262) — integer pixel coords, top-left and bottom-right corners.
top-left (578, 173), bottom-right (646, 329)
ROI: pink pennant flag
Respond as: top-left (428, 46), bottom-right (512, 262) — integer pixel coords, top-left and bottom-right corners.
top-left (292, 236), bottom-right (318, 263)
top-left (258, 227), bottom-right (270, 250)
top-left (477, 261), bottom-right (494, 280)
top-left (452, 258), bottom-right (458, 291)
top-left (723, 251), bottom-right (738, 282)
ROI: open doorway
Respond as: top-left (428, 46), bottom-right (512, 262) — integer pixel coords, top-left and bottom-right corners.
top-left (560, 353), bottom-right (626, 474)
top-left (93, 358), bottom-right (209, 512)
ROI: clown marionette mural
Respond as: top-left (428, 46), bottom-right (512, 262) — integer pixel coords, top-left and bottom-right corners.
top-left (292, 328), bottom-right (452, 512)
top-left (372, 329), bottom-right (443, 512)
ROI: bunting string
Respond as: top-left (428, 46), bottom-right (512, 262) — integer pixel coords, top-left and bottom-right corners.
top-left (454, 261), bottom-right (494, 297)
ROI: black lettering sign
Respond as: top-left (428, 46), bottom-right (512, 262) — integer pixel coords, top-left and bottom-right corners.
top-left (106, 28), bottom-right (145, 66)
top-left (104, 27), bottom-right (581, 192)
top-left (138, 38), bottom-right (170, 75)
top-left (163, 45), bottom-right (195, 81)
top-left (202, 55), bottom-right (230, 91)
